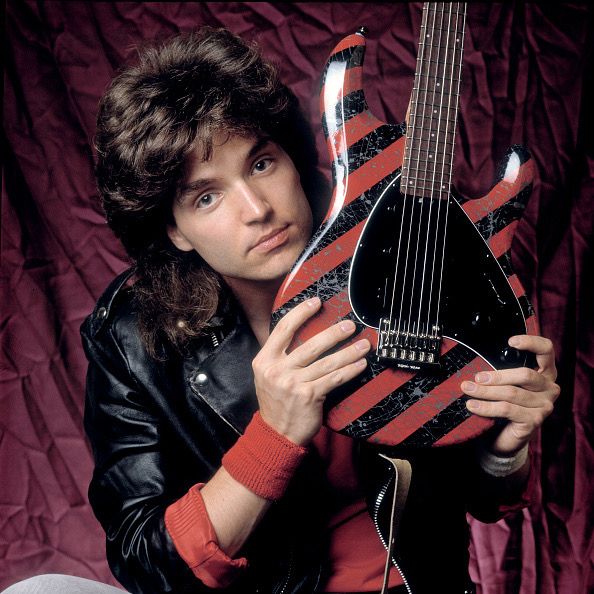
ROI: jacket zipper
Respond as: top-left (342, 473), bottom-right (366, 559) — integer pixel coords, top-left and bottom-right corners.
top-left (275, 549), bottom-right (295, 594)
top-left (373, 475), bottom-right (414, 594)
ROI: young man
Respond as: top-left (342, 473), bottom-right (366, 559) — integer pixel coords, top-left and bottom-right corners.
top-left (75, 27), bottom-right (558, 594)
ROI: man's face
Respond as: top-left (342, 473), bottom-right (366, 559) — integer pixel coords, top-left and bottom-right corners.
top-left (168, 133), bottom-right (313, 290)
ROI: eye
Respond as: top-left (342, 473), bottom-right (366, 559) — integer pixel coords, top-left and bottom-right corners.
top-left (196, 192), bottom-right (220, 209)
top-left (253, 157), bottom-right (273, 174)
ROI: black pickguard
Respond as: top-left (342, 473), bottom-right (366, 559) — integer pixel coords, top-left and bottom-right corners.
top-left (350, 178), bottom-right (534, 370)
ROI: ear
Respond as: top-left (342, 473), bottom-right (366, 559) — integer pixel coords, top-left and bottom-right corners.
top-left (167, 224), bottom-right (194, 252)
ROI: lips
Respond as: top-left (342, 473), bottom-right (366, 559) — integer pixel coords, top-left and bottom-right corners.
top-left (251, 225), bottom-right (290, 253)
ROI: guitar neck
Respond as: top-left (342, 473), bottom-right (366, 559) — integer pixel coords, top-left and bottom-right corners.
top-left (401, 2), bottom-right (467, 199)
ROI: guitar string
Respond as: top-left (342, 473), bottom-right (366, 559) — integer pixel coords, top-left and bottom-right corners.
top-left (385, 2), bottom-right (430, 350)
top-left (415, 2), bottom-right (450, 347)
top-left (436, 3), bottom-right (466, 327)
top-left (388, 4), bottom-right (427, 338)
top-left (385, 2), bottom-right (464, 361)
top-left (423, 2), bottom-right (459, 342)
top-left (401, 1), bottom-right (440, 348)
top-left (433, 3), bottom-right (465, 337)
top-left (394, 1), bottom-right (438, 350)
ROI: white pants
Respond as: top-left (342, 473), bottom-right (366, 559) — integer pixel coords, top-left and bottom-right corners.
top-left (2, 575), bottom-right (127, 594)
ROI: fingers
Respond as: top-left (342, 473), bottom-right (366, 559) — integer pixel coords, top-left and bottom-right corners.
top-left (308, 356), bottom-right (370, 399)
top-left (300, 337), bottom-right (371, 382)
top-left (265, 296), bottom-right (322, 353)
top-left (289, 318), bottom-right (360, 367)
top-left (461, 365), bottom-right (560, 406)
top-left (461, 337), bottom-right (560, 430)
top-left (465, 396), bottom-right (554, 431)
top-left (462, 370), bottom-right (557, 428)
top-left (462, 378), bottom-right (557, 410)
top-left (463, 366), bottom-right (547, 394)
top-left (508, 334), bottom-right (557, 380)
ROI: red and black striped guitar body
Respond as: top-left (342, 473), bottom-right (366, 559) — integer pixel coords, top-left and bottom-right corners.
top-left (272, 27), bottom-right (537, 449)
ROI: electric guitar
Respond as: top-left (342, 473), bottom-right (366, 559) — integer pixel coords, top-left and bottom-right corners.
top-left (272, 2), bottom-right (537, 448)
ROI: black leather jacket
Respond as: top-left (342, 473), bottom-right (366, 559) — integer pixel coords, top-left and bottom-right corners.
top-left (82, 270), bottom-right (528, 594)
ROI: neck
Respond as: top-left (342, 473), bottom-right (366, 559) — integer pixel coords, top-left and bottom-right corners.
top-left (401, 2), bottom-right (466, 198)
top-left (224, 276), bottom-right (282, 346)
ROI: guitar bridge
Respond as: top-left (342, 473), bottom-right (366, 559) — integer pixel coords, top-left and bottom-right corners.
top-left (376, 318), bottom-right (442, 370)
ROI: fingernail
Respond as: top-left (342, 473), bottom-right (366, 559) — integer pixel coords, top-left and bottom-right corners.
top-left (509, 336), bottom-right (521, 347)
top-left (462, 381), bottom-right (477, 393)
top-left (340, 320), bottom-right (355, 332)
top-left (466, 400), bottom-right (480, 411)
top-left (355, 358), bottom-right (367, 367)
top-left (354, 339), bottom-right (369, 351)
top-left (307, 296), bottom-right (320, 307)
top-left (475, 372), bottom-right (491, 383)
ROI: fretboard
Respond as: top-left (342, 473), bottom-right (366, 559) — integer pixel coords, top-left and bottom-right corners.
top-left (401, 2), bottom-right (467, 199)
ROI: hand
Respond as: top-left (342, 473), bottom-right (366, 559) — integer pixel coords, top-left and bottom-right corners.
top-left (252, 297), bottom-right (371, 446)
top-left (461, 335), bottom-right (560, 456)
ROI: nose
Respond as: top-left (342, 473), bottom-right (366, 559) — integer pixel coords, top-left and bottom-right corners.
top-left (236, 181), bottom-right (272, 223)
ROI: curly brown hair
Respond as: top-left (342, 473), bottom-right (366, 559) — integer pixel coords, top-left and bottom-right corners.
top-left (95, 27), bottom-right (326, 358)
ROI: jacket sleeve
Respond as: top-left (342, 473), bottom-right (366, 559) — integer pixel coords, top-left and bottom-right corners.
top-left (81, 309), bottom-right (245, 594)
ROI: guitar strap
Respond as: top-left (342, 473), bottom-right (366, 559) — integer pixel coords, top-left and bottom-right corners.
top-left (378, 455), bottom-right (412, 594)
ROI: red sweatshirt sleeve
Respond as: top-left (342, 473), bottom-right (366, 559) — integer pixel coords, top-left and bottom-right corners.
top-left (165, 484), bottom-right (248, 588)
top-left (165, 412), bottom-right (307, 588)
top-left (222, 411), bottom-right (308, 501)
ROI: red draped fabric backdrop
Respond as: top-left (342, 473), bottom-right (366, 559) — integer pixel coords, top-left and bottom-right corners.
top-left (2, 2), bottom-right (592, 593)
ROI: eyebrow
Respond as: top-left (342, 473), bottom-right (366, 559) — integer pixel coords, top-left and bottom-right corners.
top-left (177, 135), bottom-right (273, 202)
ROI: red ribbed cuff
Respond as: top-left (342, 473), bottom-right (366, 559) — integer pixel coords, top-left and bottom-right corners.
top-left (222, 412), bottom-right (308, 501)
top-left (165, 485), bottom-right (248, 588)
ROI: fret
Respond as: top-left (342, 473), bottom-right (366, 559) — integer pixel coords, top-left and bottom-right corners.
top-left (407, 114), bottom-right (459, 126)
top-left (401, 172), bottom-right (451, 185)
top-left (420, 17), bottom-right (465, 27)
top-left (400, 176), bottom-right (451, 191)
top-left (400, 185), bottom-right (450, 197)
top-left (406, 138), bottom-right (455, 153)
top-left (417, 62), bottom-right (462, 76)
top-left (402, 151), bottom-right (453, 165)
top-left (402, 172), bottom-right (453, 186)
top-left (403, 148), bottom-right (455, 168)
top-left (414, 85), bottom-right (460, 97)
top-left (400, 189), bottom-right (450, 200)
top-left (404, 155), bottom-right (454, 169)
top-left (399, 182), bottom-right (451, 199)
top-left (417, 72), bottom-right (461, 83)
top-left (404, 166), bottom-right (453, 177)
top-left (418, 41), bottom-right (464, 50)
top-left (406, 127), bottom-right (457, 148)
top-left (413, 84), bottom-right (460, 94)
top-left (413, 71), bottom-right (462, 86)
top-left (417, 57), bottom-right (463, 67)
top-left (423, 5), bottom-right (464, 16)
top-left (419, 28), bottom-right (465, 38)
top-left (408, 113), bottom-right (458, 126)
top-left (405, 136), bottom-right (456, 150)
top-left (406, 121), bottom-right (456, 138)
top-left (417, 55), bottom-right (463, 72)
top-left (407, 129), bottom-right (456, 142)
top-left (416, 76), bottom-right (462, 90)
top-left (412, 81), bottom-right (461, 96)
